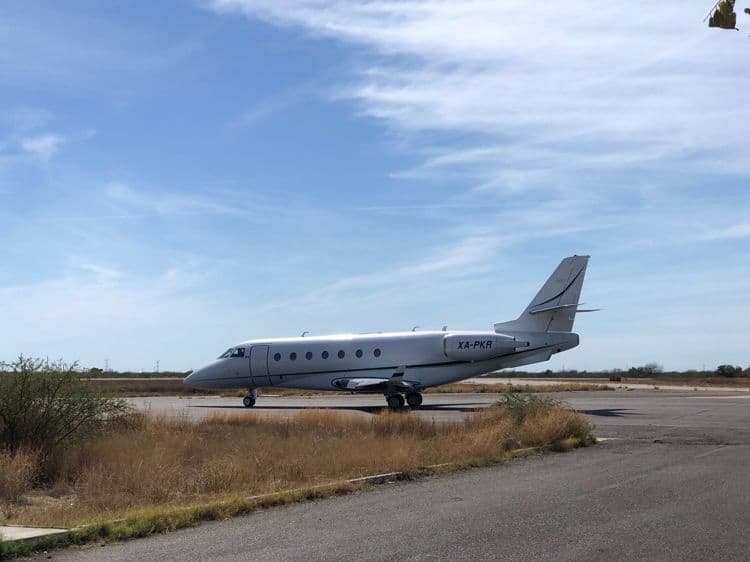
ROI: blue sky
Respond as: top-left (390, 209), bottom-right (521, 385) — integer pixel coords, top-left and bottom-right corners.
top-left (1, 1), bottom-right (749, 372)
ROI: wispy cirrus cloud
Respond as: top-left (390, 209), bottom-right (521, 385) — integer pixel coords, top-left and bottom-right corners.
top-left (105, 181), bottom-right (333, 225)
top-left (208, 1), bottom-right (750, 188)
top-left (0, 256), bottom-right (228, 369)
top-left (20, 133), bottom-right (67, 159)
top-left (0, 108), bottom-right (96, 165)
top-left (697, 222), bottom-right (750, 241)
top-left (261, 233), bottom-right (505, 313)
top-left (69, 259), bottom-right (122, 286)
top-left (105, 182), bottom-right (244, 217)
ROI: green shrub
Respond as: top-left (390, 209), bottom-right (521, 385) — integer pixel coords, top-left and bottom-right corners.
top-left (0, 357), bottom-right (131, 476)
top-left (500, 393), bottom-right (558, 425)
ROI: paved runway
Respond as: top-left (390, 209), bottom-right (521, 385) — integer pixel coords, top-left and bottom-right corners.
top-left (128, 389), bottom-right (750, 434)
top-left (46, 390), bottom-right (750, 561)
top-left (129, 393), bottom-right (506, 424)
top-left (468, 376), bottom-right (750, 392)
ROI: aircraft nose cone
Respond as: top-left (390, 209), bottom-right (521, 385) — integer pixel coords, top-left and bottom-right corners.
top-left (184, 361), bottom-right (223, 390)
top-left (183, 369), bottom-right (202, 388)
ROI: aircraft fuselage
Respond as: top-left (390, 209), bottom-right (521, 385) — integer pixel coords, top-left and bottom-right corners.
top-left (184, 330), bottom-right (579, 391)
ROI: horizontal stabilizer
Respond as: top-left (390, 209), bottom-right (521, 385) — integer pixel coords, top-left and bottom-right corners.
top-left (529, 302), bottom-right (600, 315)
top-left (529, 302), bottom-right (582, 315)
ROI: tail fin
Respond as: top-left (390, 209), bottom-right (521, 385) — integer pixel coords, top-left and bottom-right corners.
top-left (494, 255), bottom-right (590, 333)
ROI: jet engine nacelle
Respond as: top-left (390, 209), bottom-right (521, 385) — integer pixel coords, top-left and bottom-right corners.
top-left (443, 333), bottom-right (528, 361)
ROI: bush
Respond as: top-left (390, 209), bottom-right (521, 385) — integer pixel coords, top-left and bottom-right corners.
top-left (0, 357), bottom-right (131, 472)
top-left (500, 393), bottom-right (558, 424)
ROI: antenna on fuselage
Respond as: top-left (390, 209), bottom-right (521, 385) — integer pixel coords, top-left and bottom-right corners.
top-left (411, 325), bottom-right (419, 332)
top-left (442, 325), bottom-right (448, 331)
top-left (301, 331), bottom-right (309, 337)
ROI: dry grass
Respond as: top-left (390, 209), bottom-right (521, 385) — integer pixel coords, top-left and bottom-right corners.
top-left (1, 400), bottom-right (593, 530)
top-left (425, 382), bottom-right (609, 393)
top-left (0, 450), bottom-right (37, 505)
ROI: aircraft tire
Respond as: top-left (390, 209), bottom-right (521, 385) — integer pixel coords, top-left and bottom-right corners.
top-left (242, 395), bottom-right (256, 408)
top-left (406, 393), bottom-right (423, 408)
top-left (386, 394), bottom-right (405, 410)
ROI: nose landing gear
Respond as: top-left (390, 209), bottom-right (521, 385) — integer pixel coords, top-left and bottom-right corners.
top-left (243, 388), bottom-right (257, 408)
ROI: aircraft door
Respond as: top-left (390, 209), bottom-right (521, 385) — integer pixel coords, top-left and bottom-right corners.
top-left (249, 345), bottom-right (271, 386)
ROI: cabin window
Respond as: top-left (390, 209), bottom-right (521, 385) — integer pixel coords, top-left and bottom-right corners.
top-left (338, 350), bottom-right (345, 359)
top-left (305, 352), bottom-right (313, 360)
top-left (290, 352), bottom-right (297, 361)
top-left (356, 349), bottom-right (363, 358)
top-left (273, 353), bottom-right (281, 361)
top-left (322, 351), bottom-right (329, 359)
top-left (374, 348), bottom-right (381, 357)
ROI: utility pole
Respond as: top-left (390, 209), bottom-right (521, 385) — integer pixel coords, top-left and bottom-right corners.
top-left (155, 360), bottom-right (160, 374)
top-left (104, 358), bottom-right (109, 372)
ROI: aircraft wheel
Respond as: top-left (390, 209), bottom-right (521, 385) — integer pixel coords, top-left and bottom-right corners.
top-left (386, 394), bottom-right (405, 410)
top-left (406, 393), bottom-right (423, 408)
top-left (242, 395), bottom-right (256, 408)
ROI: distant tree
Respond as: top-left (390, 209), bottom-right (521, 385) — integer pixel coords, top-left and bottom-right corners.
top-left (715, 364), bottom-right (743, 378)
top-left (628, 362), bottom-right (663, 377)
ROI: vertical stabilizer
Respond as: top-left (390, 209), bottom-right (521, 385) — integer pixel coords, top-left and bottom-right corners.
top-left (494, 256), bottom-right (590, 333)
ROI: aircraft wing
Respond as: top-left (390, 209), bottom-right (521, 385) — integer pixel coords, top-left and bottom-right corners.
top-left (332, 377), bottom-right (420, 392)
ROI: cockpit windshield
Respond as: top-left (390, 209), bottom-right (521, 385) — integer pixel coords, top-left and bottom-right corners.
top-left (218, 347), bottom-right (245, 359)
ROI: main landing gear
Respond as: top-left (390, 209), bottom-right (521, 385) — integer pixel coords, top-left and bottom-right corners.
top-left (386, 392), bottom-right (423, 410)
top-left (386, 394), bottom-right (405, 409)
top-left (243, 388), bottom-right (257, 408)
top-left (406, 393), bottom-right (423, 408)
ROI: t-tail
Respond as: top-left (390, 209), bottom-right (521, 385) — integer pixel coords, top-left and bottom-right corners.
top-left (494, 255), bottom-right (594, 334)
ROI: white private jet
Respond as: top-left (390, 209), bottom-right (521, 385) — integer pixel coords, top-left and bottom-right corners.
top-left (184, 255), bottom-right (594, 409)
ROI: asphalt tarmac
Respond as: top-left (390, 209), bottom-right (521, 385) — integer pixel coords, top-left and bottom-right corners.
top-left (44, 390), bottom-right (750, 561)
